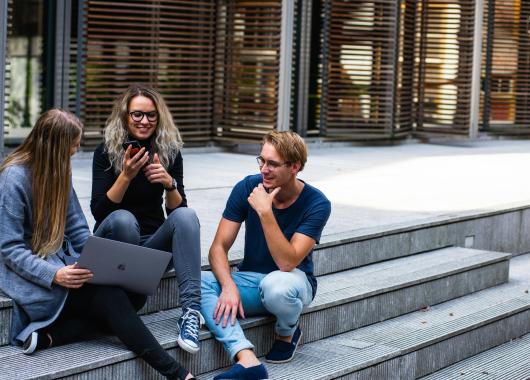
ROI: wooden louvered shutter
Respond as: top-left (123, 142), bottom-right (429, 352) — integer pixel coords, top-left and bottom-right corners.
top-left (213, 1), bottom-right (283, 142)
top-left (81, 1), bottom-right (216, 147)
top-left (397, 0), bottom-right (416, 134)
top-left (319, 0), bottom-right (400, 139)
top-left (413, 0), bottom-right (475, 135)
top-left (481, 0), bottom-right (530, 133)
top-left (2, 0), bottom-right (11, 140)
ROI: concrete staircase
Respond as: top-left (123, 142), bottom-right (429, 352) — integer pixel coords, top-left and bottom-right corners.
top-left (1, 226), bottom-right (529, 379)
top-left (421, 331), bottom-right (530, 380)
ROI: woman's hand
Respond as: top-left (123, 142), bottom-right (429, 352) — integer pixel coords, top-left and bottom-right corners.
top-left (53, 264), bottom-right (93, 288)
top-left (143, 153), bottom-right (172, 188)
top-left (122, 145), bottom-right (149, 181)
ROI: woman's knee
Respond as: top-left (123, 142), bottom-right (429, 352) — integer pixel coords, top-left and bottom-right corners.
top-left (108, 210), bottom-right (138, 229)
top-left (167, 207), bottom-right (199, 230)
top-left (99, 210), bottom-right (140, 244)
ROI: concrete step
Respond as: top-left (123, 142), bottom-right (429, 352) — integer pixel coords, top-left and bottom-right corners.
top-left (421, 332), bottom-right (530, 380)
top-left (202, 281), bottom-right (530, 379)
top-left (0, 222), bottom-right (477, 347)
top-left (0, 247), bottom-right (510, 379)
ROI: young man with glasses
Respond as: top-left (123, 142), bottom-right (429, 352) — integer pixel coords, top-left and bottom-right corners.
top-left (201, 131), bottom-right (331, 379)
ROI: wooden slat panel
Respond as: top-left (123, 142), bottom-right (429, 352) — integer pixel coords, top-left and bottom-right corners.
top-left (480, 0), bottom-right (530, 133)
top-left (2, 0), bottom-right (12, 136)
top-left (213, 1), bottom-right (283, 142)
top-left (319, 0), bottom-right (399, 138)
top-left (80, 0), bottom-right (216, 146)
top-left (414, 0), bottom-right (475, 133)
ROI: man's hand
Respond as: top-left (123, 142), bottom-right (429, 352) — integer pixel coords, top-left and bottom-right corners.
top-left (213, 283), bottom-right (246, 327)
top-left (248, 184), bottom-right (280, 216)
top-left (144, 153), bottom-right (172, 188)
top-left (53, 264), bottom-right (93, 289)
top-left (122, 146), bottom-right (149, 181)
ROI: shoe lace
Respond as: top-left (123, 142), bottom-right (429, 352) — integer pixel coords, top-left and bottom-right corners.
top-left (181, 309), bottom-right (202, 338)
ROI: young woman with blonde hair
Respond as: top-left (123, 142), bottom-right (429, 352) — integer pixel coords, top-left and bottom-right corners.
top-left (0, 109), bottom-right (196, 380)
top-left (90, 84), bottom-right (203, 354)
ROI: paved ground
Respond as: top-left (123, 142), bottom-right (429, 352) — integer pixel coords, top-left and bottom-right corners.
top-left (72, 139), bottom-right (530, 255)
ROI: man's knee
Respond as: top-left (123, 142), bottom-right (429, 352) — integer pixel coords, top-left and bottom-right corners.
top-left (259, 270), bottom-right (303, 305)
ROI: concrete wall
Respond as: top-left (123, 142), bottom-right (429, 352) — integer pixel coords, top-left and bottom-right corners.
top-left (314, 205), bottom-right (530, 276)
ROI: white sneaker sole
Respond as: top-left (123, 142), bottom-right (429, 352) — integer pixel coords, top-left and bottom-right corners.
top-left (177, 336), bottom-right (200, 354)
top-left (22, 332), bottom-right (38, 355)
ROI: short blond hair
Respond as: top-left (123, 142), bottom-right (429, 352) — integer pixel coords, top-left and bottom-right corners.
top-left (262, 131), bottom-right (307, 171)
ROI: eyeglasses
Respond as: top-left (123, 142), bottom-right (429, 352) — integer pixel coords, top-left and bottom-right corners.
top-left (129, 110), bottom-right (158, 122)
top-left (256, 156), bottom-right (290, 170)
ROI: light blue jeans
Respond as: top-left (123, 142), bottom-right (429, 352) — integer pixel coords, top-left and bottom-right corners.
top-left (201, 269), bottom-right (313, 361)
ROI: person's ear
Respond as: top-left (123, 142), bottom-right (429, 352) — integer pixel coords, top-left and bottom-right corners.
top-left (291, 161), bottom-right (301, 174)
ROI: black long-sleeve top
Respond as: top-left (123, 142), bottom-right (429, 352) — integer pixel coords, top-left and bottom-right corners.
top-left (90, 140), bottom-right (187, 236)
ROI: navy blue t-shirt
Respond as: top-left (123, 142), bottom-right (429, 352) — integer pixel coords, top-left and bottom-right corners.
top-left (223, 174), bottom-right (331, 298)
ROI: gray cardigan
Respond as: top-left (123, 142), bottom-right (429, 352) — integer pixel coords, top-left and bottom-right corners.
top-left (0, 164), bottom-right (90, 345)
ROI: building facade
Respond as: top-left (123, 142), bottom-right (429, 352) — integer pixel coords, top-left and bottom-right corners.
top-left (1, 0), bottom-right (529, 155)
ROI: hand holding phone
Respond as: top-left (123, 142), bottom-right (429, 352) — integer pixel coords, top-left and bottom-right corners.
top-left (122, 140), bottom-right (142, 157)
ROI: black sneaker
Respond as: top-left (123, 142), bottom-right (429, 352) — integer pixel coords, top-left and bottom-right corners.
top-left (265, 326), bottom-right (302, 363)
top-left (22, 332), bottom-right (39, 355)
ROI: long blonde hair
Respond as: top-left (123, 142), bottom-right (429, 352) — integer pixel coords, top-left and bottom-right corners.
top-left (0, 109), bottom-right (83, 258)
top-left (104, 84), bottom-right (183, 174)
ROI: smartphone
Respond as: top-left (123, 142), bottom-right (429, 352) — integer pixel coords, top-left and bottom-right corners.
top-left (122, 140), bottom-right (142, 157)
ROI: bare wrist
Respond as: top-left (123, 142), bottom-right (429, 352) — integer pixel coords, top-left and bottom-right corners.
top-left (119, 171), bottom-right (132, 183)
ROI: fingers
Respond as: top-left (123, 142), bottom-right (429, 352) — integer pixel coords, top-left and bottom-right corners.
top-left (214, 296), bottom-right (241, 327)
top-left (213, 300), bottom-right (221, 321)
top-left (143, 163), bottom-right (169, 184)
top-left (238, 302), bottom-right (246, 320)
top-left (270, 187), bottom-right (281, 198)
top-left (153, 153), bottom-right (161, 164)
top-left (223, 304), bottom-right (235, 328)
top-left (124, 145), bottom-right (132, 160)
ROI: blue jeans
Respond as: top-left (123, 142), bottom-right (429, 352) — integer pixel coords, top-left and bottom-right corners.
top-left (94, 208), bottom-right (201, 311)
top-left (201, 269), bottom-right (313, 360)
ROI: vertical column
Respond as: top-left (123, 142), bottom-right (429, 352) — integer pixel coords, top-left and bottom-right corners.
top-left (481, 0), bottom-right (495, 131)
top-left (0, 0), bottom-right (7, 157)
top-left (277, 0), bottom-right (295, 132)
top-left (295, 0), bottom-right (312, 136)
top-left (75, 0), bottom-right (85, 118)
top-left (54, 0), bottom-right (72, 109)
top-left (318, 0), bottom-right (331, 136)
top-left (469, 0), bottom-right (484, 138)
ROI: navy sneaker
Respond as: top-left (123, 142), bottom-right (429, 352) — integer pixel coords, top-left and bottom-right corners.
top-left (177, 308), bottom-right (204, 354)
top-left (264, 326), bottom-right (302, 363)
top-left (213, 363), bottom-right (268, 380)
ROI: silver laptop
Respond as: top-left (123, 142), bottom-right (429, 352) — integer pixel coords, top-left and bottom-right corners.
top-left (76, 236), bottom-right (172, 295)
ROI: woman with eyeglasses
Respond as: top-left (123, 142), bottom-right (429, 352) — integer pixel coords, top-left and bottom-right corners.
top-left (0, 109), bottom-right (195, 380)
top-left (90, 85), bottom-right (203, 357)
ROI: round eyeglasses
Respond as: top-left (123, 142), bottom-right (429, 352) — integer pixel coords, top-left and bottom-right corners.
top-left (129, 110), bottom-right (158, 122)
top-left (256, 156), bottom-right (290, 170)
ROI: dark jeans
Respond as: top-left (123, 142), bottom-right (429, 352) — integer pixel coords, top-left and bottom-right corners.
top-left (45, 284), bottom-right (186, 379)
top-left (94, 208), bottom-right (201, 311)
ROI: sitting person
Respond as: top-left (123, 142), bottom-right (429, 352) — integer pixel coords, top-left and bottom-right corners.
top-left (201, 131), bottom-right (331, 379)
top-left (0, 109), bottom-right (195, 380)
top-left (90, 84), bottom-right (203, 353)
